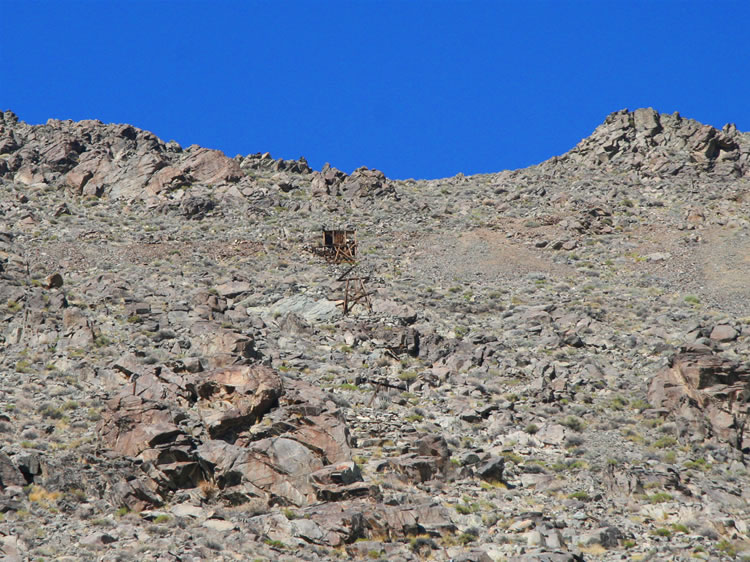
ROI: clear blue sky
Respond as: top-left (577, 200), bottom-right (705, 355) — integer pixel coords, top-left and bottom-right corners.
top-left (2, 1), bottom-right (749, 179)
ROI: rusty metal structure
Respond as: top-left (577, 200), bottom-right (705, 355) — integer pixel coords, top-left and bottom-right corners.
top-left (314, 229), bottom-right (357, 264)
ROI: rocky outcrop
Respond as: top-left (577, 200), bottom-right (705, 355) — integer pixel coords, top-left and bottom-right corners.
top-left (0, 112), bottom-right (242, 200)
top-left (310, 164), bottom-right (399, 204)
top-left (97, 363), bottom-right (366, 509)
top-left (648, 345), bottom-right (750, 450)
top-left (240, 152), bottom-right (312, 174)
top-left (557, 107), bottom-right (750, 178)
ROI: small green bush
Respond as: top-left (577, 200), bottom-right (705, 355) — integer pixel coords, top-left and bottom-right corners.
top-left (562, 415), bottom-right (584, 432)
top-left (15, 360), bottom-right (32, 373)
top-left (684, 458), bottom-right (710, 471)
top-left (717, 539), bottom-right (737, 557)
top-left (652, 436), bottom-right (677, 449)
top-left (647, 492), bottom-right (673, 504)
top-left (458, 532), bottom-right (476, 545)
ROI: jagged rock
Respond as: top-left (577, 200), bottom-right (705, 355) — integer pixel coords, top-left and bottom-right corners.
top-left (195, 329), bottom-right (260, 366)
top-left (364, 503), bottom-right (456, 540)
top-left (576, 526), bottom-right (623, 548)
top-left (241, 152), bottom-right (311, 174)
top-left (603, 463), bottom-right (644, 498)
top-left (146, 165), bottom-right (187, 195)
top-left (376, 454), bottom-right (442, 483)
top-left (414, 434), bottom-right (451, 471)
top-left (309, 164), bottom-right (399, 205)
top-left (202, 518), bottom-right (235, 532)
top-left (341, 166), bottom-right (399, 202)
top-left (310, 163), bottom-right (348, 197)
top-left (14, 452), bottom-right (41, 484)
top-left (179, 195), bottom-right (215, 219)
top-left (370, 298), bottom-right (418, 325)
top-left (558, 107), bottom-right (750, 178)
top-left (43, 272), bottom-right (63, 289)
top-left (633, 107), bottom-right (662, 137)
top-left (250, 501), bottom-right (367, 547)
top-left (266, 294), bottom-right (339, 323)
top-left (98, 394), bottom-right (185, 458)
top-left (0, 453), bottom-right (26, 488)
top-left (195, 365), bottom-right (283, 438)
top-left (179, 147), bottom-right (242, 185)
top-left (0, 116), bottom-right (247, 200)
top-left (97, 364), bottom-right (363, 509)
top-left (310, 462), bottom-right (372, 501)
top-left (109, 473), bottom-right (164, 512)
top-left (476, 456), bottom-right (505, 482)
top-left (215, 280), bottom-right (253, 298)
top-left (647, 347), bottom-right (750, 449)
top-left (278, 312), bottom-right (311, 335)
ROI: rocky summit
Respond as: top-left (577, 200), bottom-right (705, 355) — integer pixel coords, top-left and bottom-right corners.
top-left (0, 107), bottom-right (749, 561)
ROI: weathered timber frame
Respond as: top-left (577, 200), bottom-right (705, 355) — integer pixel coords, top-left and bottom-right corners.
top-left (336, 265), bottom-right (372, 315)
top-left (316, 229), bottom-right (357, 264)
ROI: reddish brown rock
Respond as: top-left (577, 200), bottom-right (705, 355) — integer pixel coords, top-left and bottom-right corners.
top-left (710, 324), bottom-right (739, 342)
top-left (98, 394), bottom-right (184, 458)
top-left (376, 454), bottom-right (442, 483)
top-left (97, 363), bottom-right (363, 509)
top-left (364, 503), bottom-right (456, 540)
top-left (648, 347), bottom-right (750, 449)
top-left (196, 329), bottom-right (259, 368)
top-left (180, 147), bottom-right (242, 185)
top-left (39, 137), bottom-right (84, 171)
top-left (145, 165), bottom-right (186, 195)
top-left (194, 365), bottom-right (283, 438)
top-left (65, 168), bottom-right (93, 194)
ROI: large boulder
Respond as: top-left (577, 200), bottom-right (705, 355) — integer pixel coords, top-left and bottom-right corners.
top-left (178, 147), bottom-right (242, 185)
top-left (647, 346), bottom-right (750, 450)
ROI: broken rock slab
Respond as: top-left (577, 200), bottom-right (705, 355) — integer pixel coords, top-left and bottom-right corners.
top-left (264, 294), bottom-right (339, 323)
top-left (647, 346), bottom-right (750, 449)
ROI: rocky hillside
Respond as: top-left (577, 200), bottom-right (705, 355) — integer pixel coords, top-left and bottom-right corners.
top-left (0, 107), bottom-right (749, 561)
